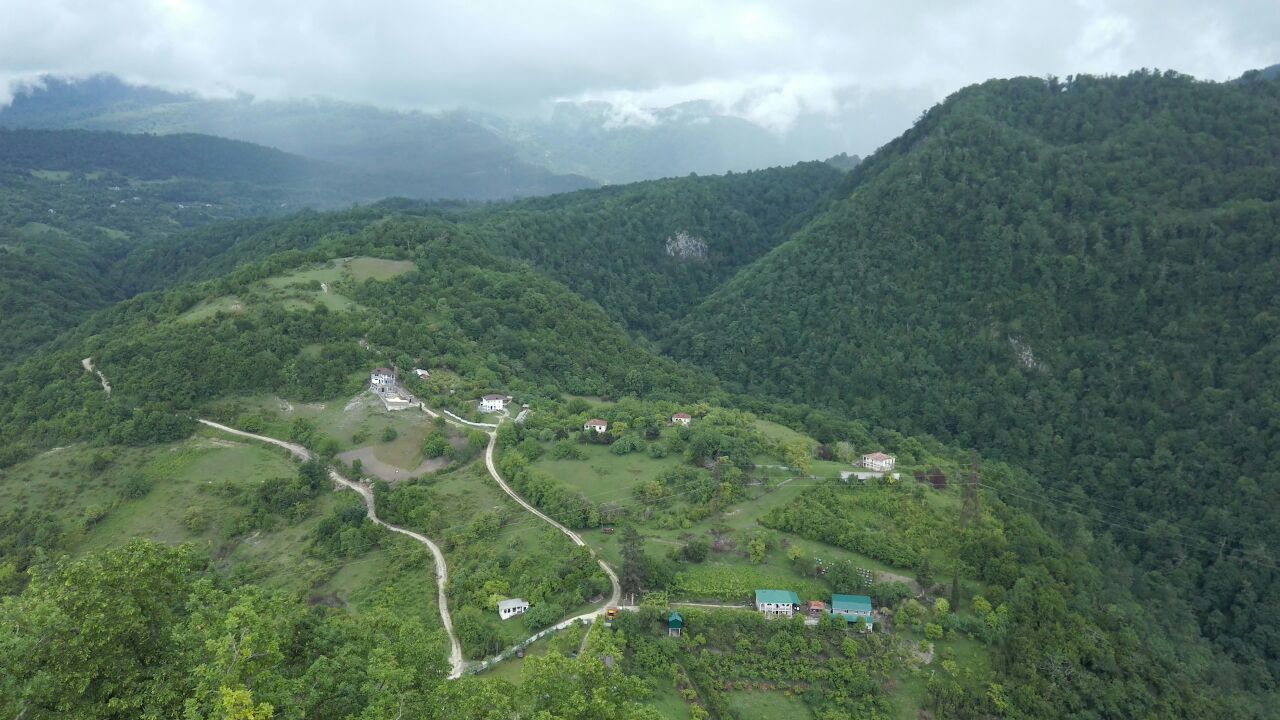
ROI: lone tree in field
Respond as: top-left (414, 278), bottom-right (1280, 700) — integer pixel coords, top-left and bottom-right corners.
top-left (620, 525), bottom-right (647, 596)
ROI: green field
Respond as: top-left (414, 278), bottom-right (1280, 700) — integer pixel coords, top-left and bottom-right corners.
top-left (530, 434), bottom-right (684, 498)
top-left (393, 460), bottom-right (601, 657)
top-left (179, 295), bottom-right (245, 322)
top-left (347, 257), bottom-right (415, 281)
top-left (0, 432), bottom-right (442, 625)
top-left (725, 690), bottom-right (813, 720)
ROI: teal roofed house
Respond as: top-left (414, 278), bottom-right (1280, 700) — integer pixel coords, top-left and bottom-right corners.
top-left (755, 589), bottom-right (801, 617)
top-left (667, 611), bottom-right (684, 637)
top-left (831, 594), bottom-right (874, 631)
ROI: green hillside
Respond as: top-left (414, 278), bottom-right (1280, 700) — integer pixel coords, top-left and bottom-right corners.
top-left (462, 162), bottom-right (845, 334)
top-left (0, 129), bottom-right (374, 362)
top-left (671, 70), bottom-right (1280, 694)
top-left (3, 69), bottom-right (1280, 719)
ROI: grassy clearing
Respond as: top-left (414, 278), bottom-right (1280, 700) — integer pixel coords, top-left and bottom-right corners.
top-left (421, 463), bottom-right (599, 655)
top-left (348, 257), bottom-right (415, 281)
top-left (0, 434), bottom-right (441, 622)
top-left (18, 221), bottom-right (69, 238)
top-left (28, 169), bottom-right (71, 181)
top-left (648, 685), bottom-right (693, 720)
top-left (530, 436), bottom-right (684, 498)
top-left (178, 295), bottom-right (245, 322)
top-left (724, 690), bottom-right (813, 720)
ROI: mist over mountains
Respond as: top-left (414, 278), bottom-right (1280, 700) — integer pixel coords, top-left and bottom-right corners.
top-left (0, 74), bottom-right (878, 200)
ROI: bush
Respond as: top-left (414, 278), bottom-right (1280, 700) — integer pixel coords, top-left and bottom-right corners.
top-left (522, 602), bottom-right (564, 631)
top-left (551, 440), bottom-right (584, 460)
top-left (82, 503), bottom-right (109, 529)
top-left (122, 474), bottom-right (152, 499)
top-left (422, 430), bottom-right (450, 458)
top-left (381, 427), bottom-right (398, 442)
top-left (183, 506), bottom-right (209, 533)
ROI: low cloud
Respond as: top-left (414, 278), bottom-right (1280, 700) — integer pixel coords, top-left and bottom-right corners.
top-left (1, 0), bottom-right (1276, 150)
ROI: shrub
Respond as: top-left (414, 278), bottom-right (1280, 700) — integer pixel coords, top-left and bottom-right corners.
top-left (422, 430), bottom-right (450, 458)
top-left (183, 506), bottom-right (210, 533)
top-left (381, 427), bottom-right (399, 442)
top-left (122, 474), bottom-right (152, 499)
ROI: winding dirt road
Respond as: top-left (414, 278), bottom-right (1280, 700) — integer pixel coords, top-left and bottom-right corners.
top-left (480, 427), bottom-right (622, 619)
top-left (196, 419), bottom-right (466, 678)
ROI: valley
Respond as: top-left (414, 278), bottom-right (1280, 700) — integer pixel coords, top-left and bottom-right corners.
top-left (2, 68), bottom-right (1279, 720)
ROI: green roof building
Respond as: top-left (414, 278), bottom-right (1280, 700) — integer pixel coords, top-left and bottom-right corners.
top-left (755, 589), bottom-right (801, 617)
top-left (667, 611), bottom-right (684, 636)
top-left (831, 594), bottom-right (874, 631)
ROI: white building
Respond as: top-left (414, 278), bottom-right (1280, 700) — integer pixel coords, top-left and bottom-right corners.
top-left (371, 368), bottom-right (395, 390)
top-left (584, 419), bottom-right (608, 433)
top-left (754, 589), bottom-right (801, 617)
top-left (497, 598), bottom-right (530, 620)
top-left (671, 412), bottom-right (692, 426)
top-left (861, 452), bottom-right (897, 472)
top-left (481, 394), bottom-right (508, 412)
top-left (414, 368), bottom-right (430, 379)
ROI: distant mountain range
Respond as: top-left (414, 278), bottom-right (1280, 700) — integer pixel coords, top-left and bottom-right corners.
top-left (0, 74), bottom-right (869, 199)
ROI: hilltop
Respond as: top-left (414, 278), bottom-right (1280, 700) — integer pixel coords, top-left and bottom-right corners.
top-left (670, 70), bottom-right (1280, 702)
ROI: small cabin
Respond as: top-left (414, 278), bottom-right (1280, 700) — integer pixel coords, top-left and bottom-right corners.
top-left (584, 419), bottom-right (608, 433)
top-left (414, 368), bottom-right (430, 379)
top-left (671, 412), bottom-right (692, 426)
top-left (497, 598), bottom-right (530, 620)
top-left (668, 611), bottom-right (684, 637)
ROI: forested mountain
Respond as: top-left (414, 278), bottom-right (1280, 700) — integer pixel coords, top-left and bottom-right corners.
top-left (1, 75), bottom-right (597, 200)
top-left (0, 128), bottom-right (373, 362)
top-left (1, 74), bottom-right (870, 192)
top-left (671, 70), bottom-right (1280, 691)
top-left (460, 162), bottom-right (846, 334)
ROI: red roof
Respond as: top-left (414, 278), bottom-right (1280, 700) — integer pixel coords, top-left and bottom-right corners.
top-left (483, 394), bottom-right (506, 401)
top-left (373, 368), bottom-right (393, 375)
top-left (585, 419), bottom-right (608, 426)
top-left (672, 412), bottom-right (691, 419)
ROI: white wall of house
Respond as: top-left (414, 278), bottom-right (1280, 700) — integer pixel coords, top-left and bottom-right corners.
top-left (756, 602), bottom-right (795, 617)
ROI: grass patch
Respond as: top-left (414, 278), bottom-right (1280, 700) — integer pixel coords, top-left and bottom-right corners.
top-left (348, 257), bottom-right (415, 281)
top-left (29, 169), bottom-right (71, 181)
top-left (530, 436), bottom-right (684, 499)
top-left (179, 295), bottom-right (244, 323)
top-left (725, 690), bottom-right (813, 720)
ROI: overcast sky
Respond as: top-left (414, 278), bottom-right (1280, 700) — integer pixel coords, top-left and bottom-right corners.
top-left (2, 0), bottom-right (1277, 141)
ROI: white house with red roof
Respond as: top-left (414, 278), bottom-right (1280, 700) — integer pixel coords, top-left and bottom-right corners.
top-left (671, 412), bottom-right (692, 426)
top-left (860, 452), bottom-right (897, 472)
top-left (584, 418), bottom-right (609, 433)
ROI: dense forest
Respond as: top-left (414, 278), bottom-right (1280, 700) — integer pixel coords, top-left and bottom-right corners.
top-left (460, 162), bottom-right (845, 335)
top-left (671, 70), bottom-right (1280, 693)
top-left (3, 69), bottom-right (1280, 718)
